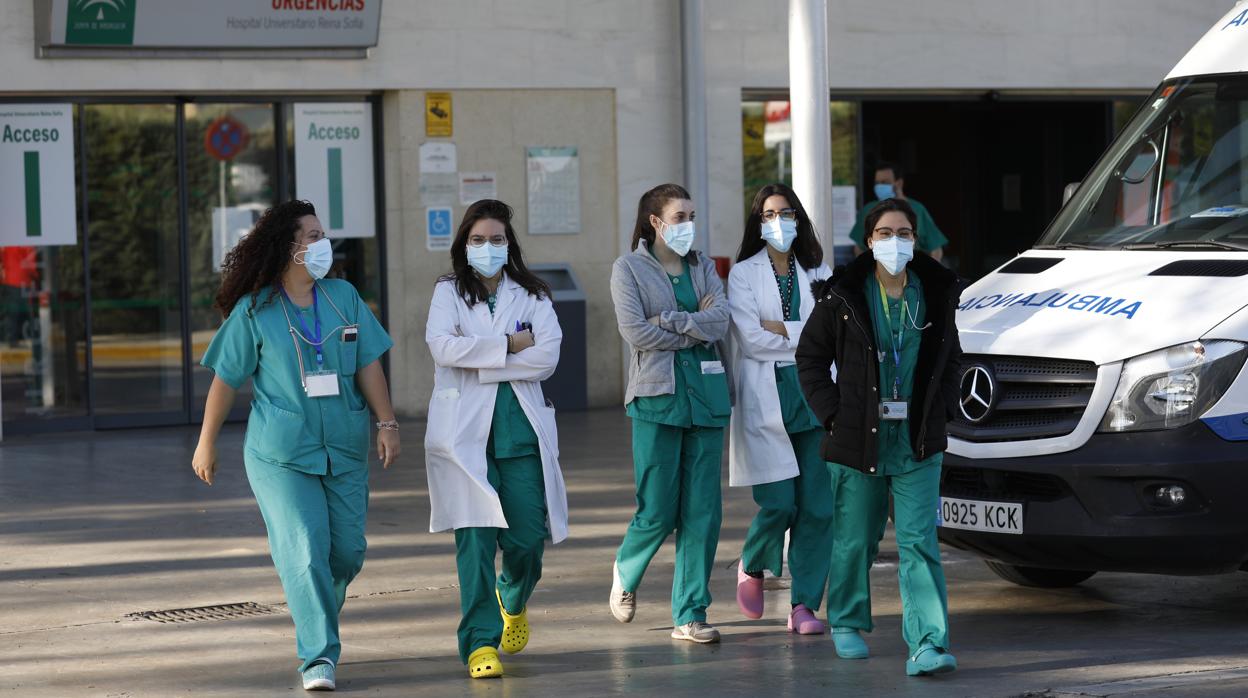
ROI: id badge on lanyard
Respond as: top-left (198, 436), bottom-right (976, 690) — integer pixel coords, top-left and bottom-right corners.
top-left (283, 286), bottom-right (340, 398)
top-left (877, 280), bottom-right (908, 421)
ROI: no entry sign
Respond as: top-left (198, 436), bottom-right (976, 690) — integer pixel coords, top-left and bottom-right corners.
top-left (204, 116), bottom-right (249, 161)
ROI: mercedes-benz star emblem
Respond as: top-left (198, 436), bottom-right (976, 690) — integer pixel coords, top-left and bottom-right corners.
top-left (959, 364), bottom-right (997, 423)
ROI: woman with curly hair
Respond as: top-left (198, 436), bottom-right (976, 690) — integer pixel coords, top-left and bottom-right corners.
top-left (191, 199), bottom-right (399, 691)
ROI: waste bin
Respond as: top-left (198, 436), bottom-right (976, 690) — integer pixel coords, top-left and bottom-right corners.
top-left (529, 263), bottom-right (587, 411)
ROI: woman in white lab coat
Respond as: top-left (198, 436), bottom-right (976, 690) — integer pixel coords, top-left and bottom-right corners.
top-left (729, 183), bottom-right (834, 634)
top-left (423, 199), bottom-right (568, 680)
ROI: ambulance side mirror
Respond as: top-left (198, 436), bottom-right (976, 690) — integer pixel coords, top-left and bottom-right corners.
top-left (1062, 181), bottom-right (1081, 206)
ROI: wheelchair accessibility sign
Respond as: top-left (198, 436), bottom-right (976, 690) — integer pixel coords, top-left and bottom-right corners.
top-left (427, 207), bottom-right (453, 251)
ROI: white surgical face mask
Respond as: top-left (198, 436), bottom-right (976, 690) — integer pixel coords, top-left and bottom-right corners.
top-left (761, 218), bottom-right (798, 253)
top-left (871, 236), bottom-right (914, 275)
top-left (467, 242), bottom-right (508, 278)
top-left (660, 220), bottom-right (696, 257)
top-left (294, 238), bottom-right (333, 280)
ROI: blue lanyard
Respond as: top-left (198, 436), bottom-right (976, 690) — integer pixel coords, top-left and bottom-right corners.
top-left (281, 285), bottom-right (324, 368)
top-left (875, 278), bottom-right (906, 400)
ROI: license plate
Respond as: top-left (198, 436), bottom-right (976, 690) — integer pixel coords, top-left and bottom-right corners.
top-left (938, 497), bottom-right (1023, 535)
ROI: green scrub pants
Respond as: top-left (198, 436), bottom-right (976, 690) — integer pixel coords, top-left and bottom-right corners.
top-left (616, 419), bottom-right (724, 626)
top-left (245, 456), bottom-right (368, 672)
top-left (825, 459), bottom-right (950, 655)
top-left (740, 428), bottom-right (835, 610)
top-left (454, 451), bottom-right (548, 663)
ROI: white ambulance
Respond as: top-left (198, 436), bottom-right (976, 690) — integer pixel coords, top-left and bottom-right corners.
top-left (938, 2), bottom-right (1248, 587)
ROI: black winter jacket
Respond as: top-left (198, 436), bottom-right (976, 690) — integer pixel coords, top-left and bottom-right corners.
top-left (795, 251), bottom-right (964, 473)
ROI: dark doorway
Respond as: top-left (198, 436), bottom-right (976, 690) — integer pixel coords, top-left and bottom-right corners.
top-left (860, 99), bottom-right (1111, 279)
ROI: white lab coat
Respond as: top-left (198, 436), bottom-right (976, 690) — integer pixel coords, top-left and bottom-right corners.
top-left (424, 273), bottom-right (569, 544)
top-left (727, 249), bottom-right (831, 487)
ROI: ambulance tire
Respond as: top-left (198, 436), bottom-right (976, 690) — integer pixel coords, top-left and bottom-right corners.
top-left (984, 561), bottom-right (1096, 588)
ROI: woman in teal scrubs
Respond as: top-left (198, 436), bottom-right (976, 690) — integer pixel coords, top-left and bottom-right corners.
top-left (191, 200), bottom-right (399, 692)
top-left (796, 198), bottom-right (964, 677)
top-left (607, 183), bottom-right (732, 644)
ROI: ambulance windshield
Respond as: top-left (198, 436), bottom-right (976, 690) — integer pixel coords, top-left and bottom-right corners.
top-left (1039, 77), bottom-right (1248, 251)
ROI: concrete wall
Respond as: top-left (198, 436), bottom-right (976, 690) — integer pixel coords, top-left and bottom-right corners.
top-left (384, 89), bottom-right (620, 416)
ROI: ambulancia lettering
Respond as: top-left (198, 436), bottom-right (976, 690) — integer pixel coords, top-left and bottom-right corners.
top-left (957, 291), bottom-right (1141, 319)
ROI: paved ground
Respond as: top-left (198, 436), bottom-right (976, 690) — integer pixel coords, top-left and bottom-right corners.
top-left (4, 409), bottom-right (1248, 697)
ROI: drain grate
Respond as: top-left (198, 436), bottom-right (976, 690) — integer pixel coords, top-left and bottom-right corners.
top-left (125, 602), bottom-right (280, 624)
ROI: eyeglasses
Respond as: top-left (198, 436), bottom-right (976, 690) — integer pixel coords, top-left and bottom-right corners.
top-left (761, 208), bottom-right (797, 222)
top-left (467, 235), bottom-right (508, 248)
top-left (872, 227), bottom-right (915, 240)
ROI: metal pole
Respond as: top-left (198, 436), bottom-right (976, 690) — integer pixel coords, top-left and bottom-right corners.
top-left (681, 0), bottom-right (711, 254)
top-left (789, 0), bottom-right (833, 250)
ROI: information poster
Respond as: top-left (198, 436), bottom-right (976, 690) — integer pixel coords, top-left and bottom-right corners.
top-left (0, 104), bottom-right (76, 247)
top-left (459, 172), bottom-right (497, 206)
top-left (294, 103), bottom-right (375, 238)
top-left (419, 141), bottom-right (457, 206)
top-left (526, 146), bottom-right (580, 235)
top-left (831, 185), bottom-right (857, 247)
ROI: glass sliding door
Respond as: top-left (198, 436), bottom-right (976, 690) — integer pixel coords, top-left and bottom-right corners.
top-left (185, 103), bottom-right (279, 417)
top-left (84, 104), bottom-right (186, 424)
top-left (0, 96), bottom-right (383, 435)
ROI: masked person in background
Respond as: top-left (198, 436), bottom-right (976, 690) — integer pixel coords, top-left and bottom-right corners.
top-left (607, 183), bottom-right (732, 644)
top-left (850, 162), bottom-right (948, 261)
top-left (727, 183), bottom-right (835, 635)
top-left (423, 199), bottom-right (568, 680)
top-left (796, 198), bottom-right (964, 677)
top-left (193, 200), bottom-right (399, 692)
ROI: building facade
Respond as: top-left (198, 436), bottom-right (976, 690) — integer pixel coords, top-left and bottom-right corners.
top-left (0, 0), bottom-right (1230, 434)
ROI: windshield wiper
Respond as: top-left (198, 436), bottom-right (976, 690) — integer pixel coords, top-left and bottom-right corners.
top-left (1035, 243), bottom-right (1107, 250)
top-left (1122, 240), bottom-right (1248, 251)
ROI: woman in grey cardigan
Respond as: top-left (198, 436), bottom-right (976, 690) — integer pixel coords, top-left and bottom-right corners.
top-left (607, 183), bottom-right (732, 644)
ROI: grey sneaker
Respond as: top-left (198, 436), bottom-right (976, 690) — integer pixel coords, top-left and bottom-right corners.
top-left (610, 561), bottom-right (635, 623)
top-left (671, 621), bottom-right (721, 644)
top-left (301, 660), bottom-right (336, 691)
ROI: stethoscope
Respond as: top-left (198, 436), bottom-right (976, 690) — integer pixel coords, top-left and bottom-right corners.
top-left (277, 281), bottom-right (357, 391)
top-left (877, 276), bottom-right (933, 332)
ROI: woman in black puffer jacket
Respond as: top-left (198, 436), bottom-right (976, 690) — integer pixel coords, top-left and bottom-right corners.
top-left (795, 198), bottom-right (963, 677)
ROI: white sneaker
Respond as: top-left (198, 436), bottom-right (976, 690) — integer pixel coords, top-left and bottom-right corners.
top-left (609, 561), bottom-right (635, 623)
top-left (671, 621), bottom-right (721, 644)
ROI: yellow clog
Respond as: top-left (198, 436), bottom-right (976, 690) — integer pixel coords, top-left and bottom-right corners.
top-left (497, 588), bottom-right (530, 654)
top-left (468, 646), bottom-right (503, 679)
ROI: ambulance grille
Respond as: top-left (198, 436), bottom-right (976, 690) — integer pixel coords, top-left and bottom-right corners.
top-left (949, 354), bottom-right (1096, 442)
top-left (941, 466), bottom-right (1069, 502)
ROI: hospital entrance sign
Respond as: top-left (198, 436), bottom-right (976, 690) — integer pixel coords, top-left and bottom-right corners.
top-left (293, 103), bottom-right (376, 239)
top-left (0, 104), bottom-right (77, 246)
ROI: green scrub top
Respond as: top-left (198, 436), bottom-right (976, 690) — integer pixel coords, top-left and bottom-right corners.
top-left (868, 272), bottom-right (940, 475)
top-left (773, 268), bottom-right (821, 434)
top-left (849, 197), bottom-right (949, 253)
top-left (486, 293), bottom-right (540, 459)
top-left (626, 256), bottom-right (731, 428)
top-left (201, 278), bottom-right (393, 476)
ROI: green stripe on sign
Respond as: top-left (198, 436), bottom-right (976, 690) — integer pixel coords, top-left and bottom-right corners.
top-left (327, 147), bottom-right (344, 230)
top-left (24, 152), bottom-right (41, 237)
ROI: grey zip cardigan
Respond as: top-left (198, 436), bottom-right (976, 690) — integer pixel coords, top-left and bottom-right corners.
top-left (610, 240), bottom-right (732, 406)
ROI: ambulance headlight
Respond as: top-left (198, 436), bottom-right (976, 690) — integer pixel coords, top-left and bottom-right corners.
top-left (1099, 340), bottom-right (1247, 432)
